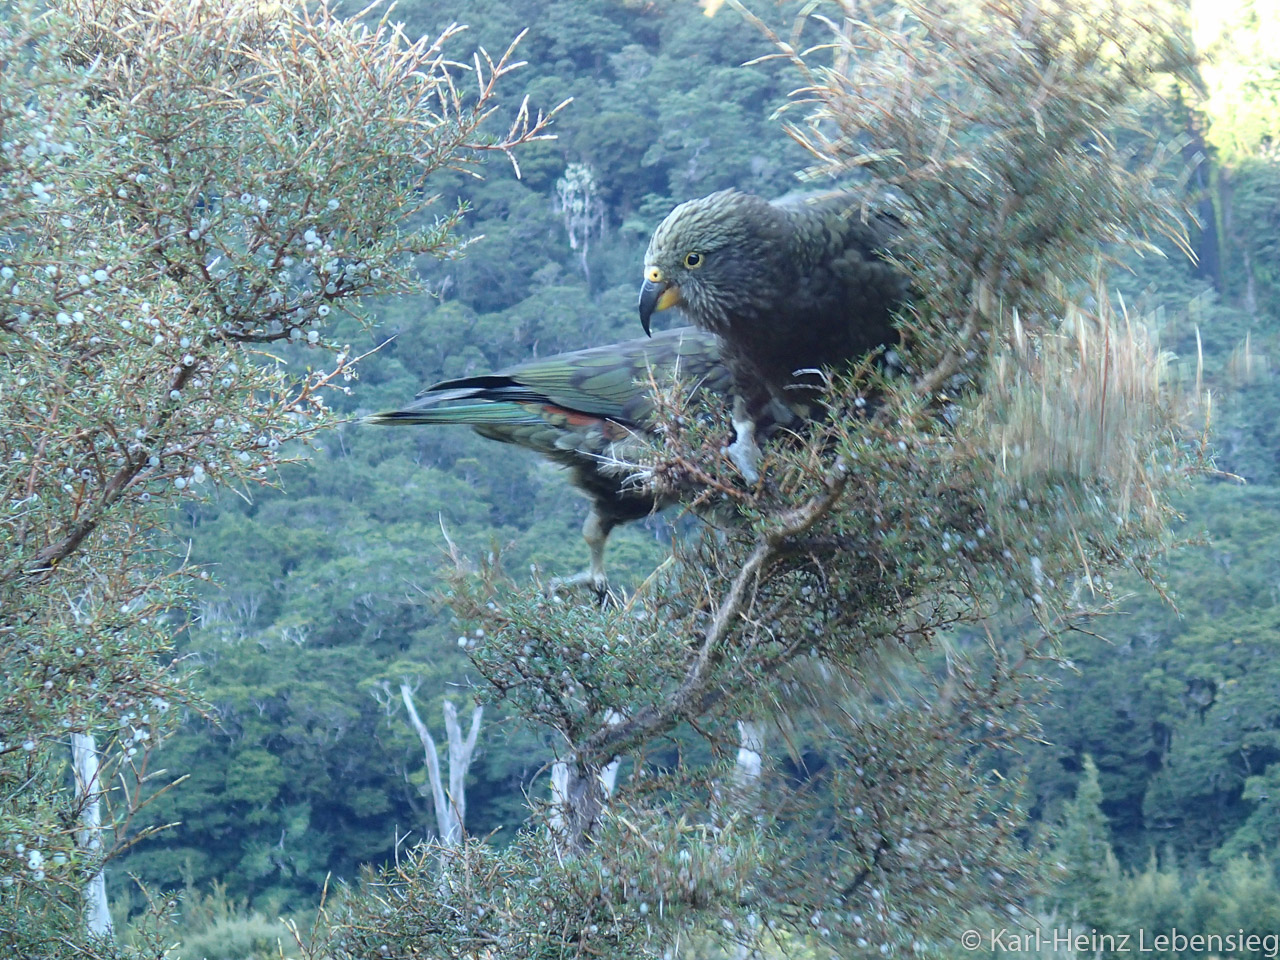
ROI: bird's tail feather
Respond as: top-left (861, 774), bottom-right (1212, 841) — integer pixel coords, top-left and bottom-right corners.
top-left (364, 400), bottom-right (542, 427)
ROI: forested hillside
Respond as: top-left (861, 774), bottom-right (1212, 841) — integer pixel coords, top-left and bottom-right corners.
top-left (4, 0), bottom-right (1280, 956)
top-left (124, 0), bottom-right (1280, 917)
top-left (114, 0), bottom-right (829, 912)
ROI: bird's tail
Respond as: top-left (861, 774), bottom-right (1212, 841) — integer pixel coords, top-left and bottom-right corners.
top-left (364, 387), bottom-right (545, 427)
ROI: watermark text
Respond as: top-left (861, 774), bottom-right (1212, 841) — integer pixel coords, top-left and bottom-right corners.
top-left (958, 927), bottom-right (1280, 957)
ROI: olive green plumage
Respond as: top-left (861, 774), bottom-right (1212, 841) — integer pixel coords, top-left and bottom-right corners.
top-left (369, 327), bottom-right (725, 525)
top-left (366, 327), bottom-right (771, 590)
top-left (638, 189), bottom-right (910, 409)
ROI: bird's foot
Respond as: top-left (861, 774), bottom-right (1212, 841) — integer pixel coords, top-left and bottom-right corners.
top-left (722, 436), bottom-right (761, 486)
top-left (547, 569), bottom-right (616, 606)
top-left (723, 412), bottom-right (762, 485)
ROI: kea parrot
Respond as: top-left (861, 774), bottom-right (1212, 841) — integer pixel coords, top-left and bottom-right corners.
top-left (638, 189), bottom-right (911, 482)
top-left (365, 327), bottom-right (798, 594)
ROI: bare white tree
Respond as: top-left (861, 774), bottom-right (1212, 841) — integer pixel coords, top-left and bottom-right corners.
top-left (71, 733), bottom-right (112, 939)
top-left (732, 720), bottom-right (764, 791)
top-left (398, 684), bottom-right (483, 847)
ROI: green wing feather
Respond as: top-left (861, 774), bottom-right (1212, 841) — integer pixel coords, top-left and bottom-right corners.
top-left (366, 324), bottom-right (806, 554)
top-left (365, 327), bottom-right (729, 460)
top-left (462, 327), bottom-right (724, 422)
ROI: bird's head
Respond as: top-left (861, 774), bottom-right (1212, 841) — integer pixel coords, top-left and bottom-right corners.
top-left (638, 189), bottom-right (787, 336)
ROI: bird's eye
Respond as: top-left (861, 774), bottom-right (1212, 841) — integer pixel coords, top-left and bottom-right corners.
top-left (684, 252), bottom-right (703, 269)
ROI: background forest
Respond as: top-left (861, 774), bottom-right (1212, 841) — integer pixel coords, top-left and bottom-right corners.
top-left (5, 0), bottom-right (1280, 956)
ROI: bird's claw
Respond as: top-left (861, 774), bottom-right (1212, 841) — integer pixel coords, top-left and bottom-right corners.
top-left (725, 407), bottom-right (762, 485)
top-left (722, 436), bottom-right (761, 486)
top-left (547, 569), bottom-right (616, 606)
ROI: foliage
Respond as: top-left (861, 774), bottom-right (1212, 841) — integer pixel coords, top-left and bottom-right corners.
top-left (1192, 0), bottom-right (1280, 163)
top-left (0, 0), bottom-right (552, 946)
top-left (156, 880), bottom-right (296, 960)
top-left (1047, 755), bottom-right (1120, 933)
top-left (1018, 761), bottom-right (1280, 960)
top-left (97, 0), bottom-right (826, 912)
top-left (1023, 482), bottom-right (1280, 861)
top-left (6, 0), bottom-right (1279, 953)
top-left (314, 0), bottom-right (1207, 956)
top-left (1222, 159), bottom-right (1280, 317)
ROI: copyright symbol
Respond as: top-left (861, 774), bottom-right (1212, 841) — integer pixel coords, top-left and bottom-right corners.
top-left (961, 930), bottom-right (983, 950)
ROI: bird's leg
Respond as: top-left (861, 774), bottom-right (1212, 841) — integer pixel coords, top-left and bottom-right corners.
top-left (582, 508), bottom-right (611, 593)
top-left (548, 506), bottom-right (614, 600)
top-left (722, 394), bottom-right (762, 486)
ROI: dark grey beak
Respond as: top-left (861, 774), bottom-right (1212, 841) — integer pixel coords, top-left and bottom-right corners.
top-left (638, 277), bottom-right (677, 337)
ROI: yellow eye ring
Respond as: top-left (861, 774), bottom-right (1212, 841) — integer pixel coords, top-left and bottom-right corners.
top-left (684, 251), bottom-right (703, 269)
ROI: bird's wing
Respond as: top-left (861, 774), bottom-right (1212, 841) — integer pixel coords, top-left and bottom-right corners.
top-left (774, 191), bottom-right (898, 262)
top-left (419, 327), bottom-right (724, 422)
top-left (773, 192), bottom-right (910, 365)
top-left (365, 327), bottom-right (727, 445)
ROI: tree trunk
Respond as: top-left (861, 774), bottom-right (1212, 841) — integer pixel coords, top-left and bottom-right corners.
top-left (549, 759), bottom-right (610, 853)
top-left (733, 720), bottom-right (764, 790)
top-left (1182, 104), bottom-right (1222, 288)
top-left (550, 710), bottom-right (624, 852)
top-left (550, 716), bottom-right (765, 852)
top-left (399, 685), bottom-right (482, 846)
top-left (71, 733), bottom-right (113, 939)
top-left (443, 699), bottom-right (484, 840)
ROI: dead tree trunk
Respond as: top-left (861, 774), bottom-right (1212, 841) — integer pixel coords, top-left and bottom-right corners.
top-left (733, 720), bottom-right (764, 791)
top-left (71, 733), bottom-right (113, 939)
top-left (399, 684), bottom-right (483, 846)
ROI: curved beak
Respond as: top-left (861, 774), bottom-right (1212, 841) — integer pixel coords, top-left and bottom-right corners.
top-left (638, 273), bottom-right (683, 336)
